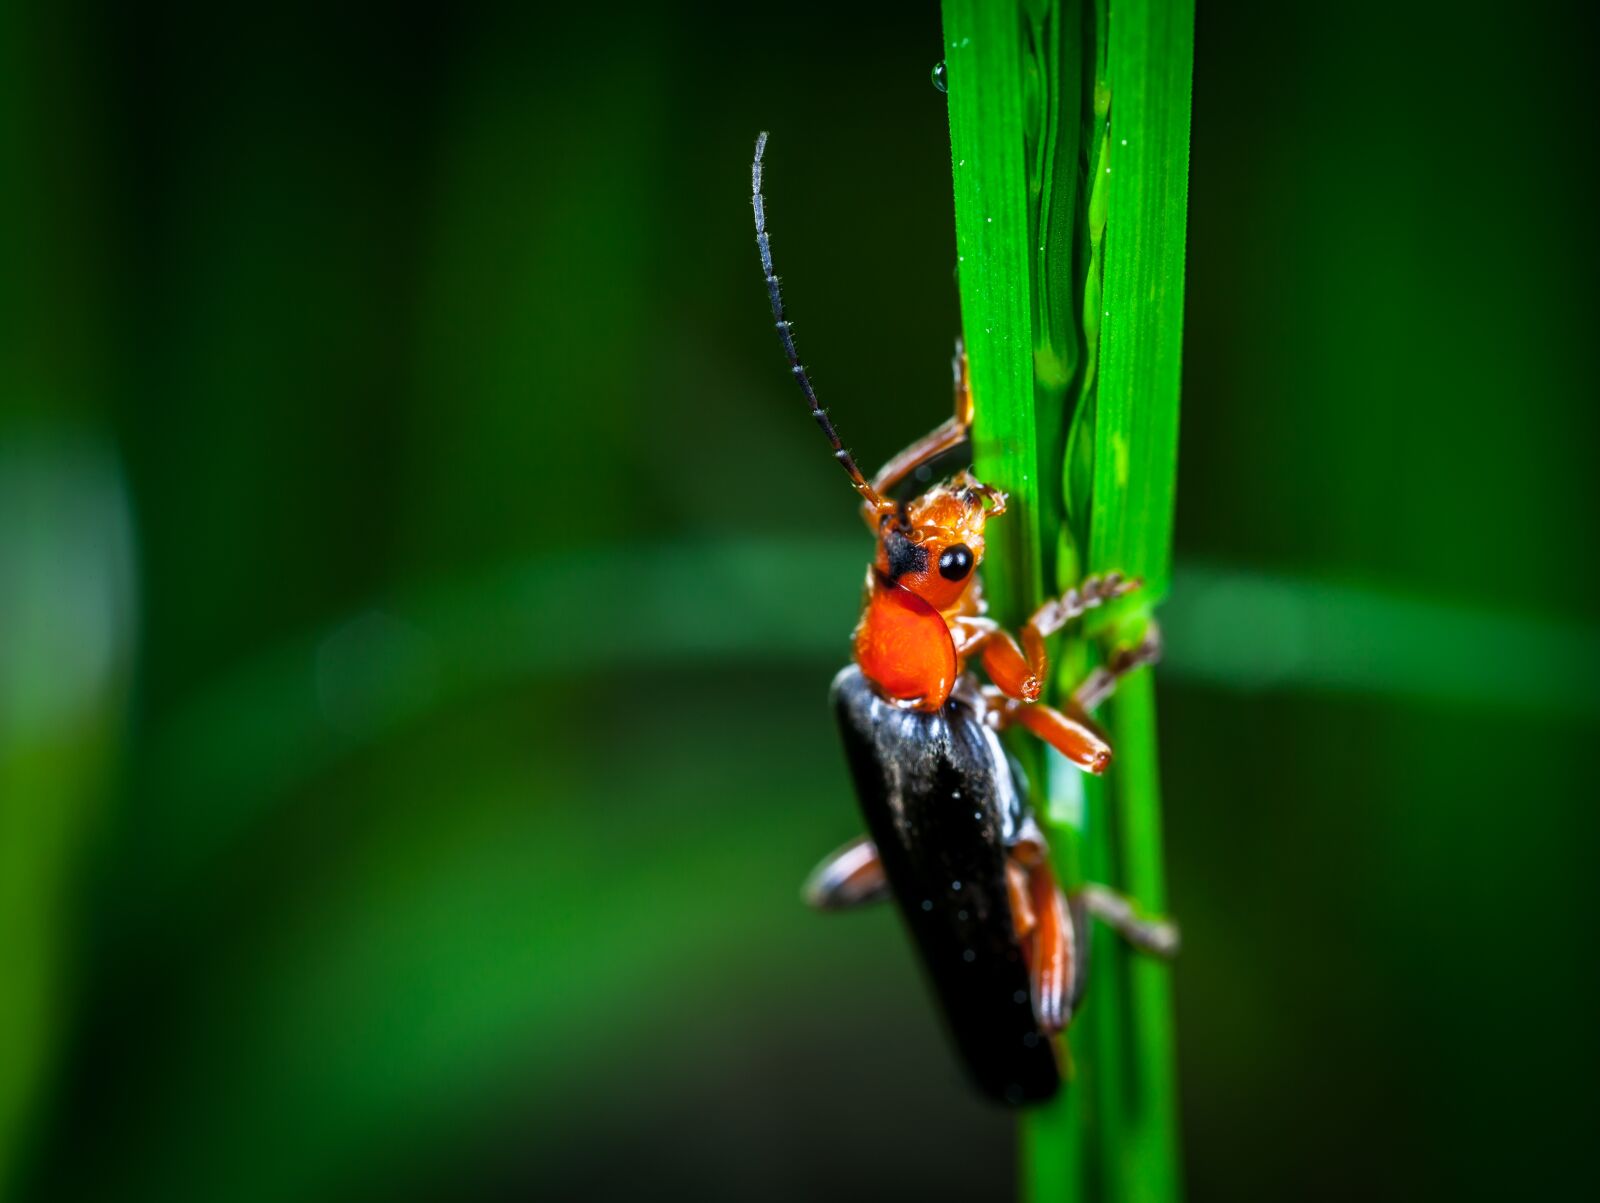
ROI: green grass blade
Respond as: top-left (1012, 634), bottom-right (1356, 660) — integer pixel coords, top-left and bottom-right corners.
top-left (1089, 0), bottom-right (1193, 607)
top-left (942, 0), bottom-right (1048, 630)
top-left (1085, 7), bottom-right (1192, 1200)
top-left (942, 1), bottom-right (1191, 1198)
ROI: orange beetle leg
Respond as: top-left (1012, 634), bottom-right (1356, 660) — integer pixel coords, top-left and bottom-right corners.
top-left (866, 419), bottom-right (969, 514)
top-left (859, 338), bottom-right (974, 525)
top-left (953, 337), bottom-right (973, 426)
top-left (1006, 860), bottom-right (1037, 938)
top-left (1020, 572), bottom-right (1145, 681)
top-left (1009, 847), bottom-right (1073, 1034)
top-left (981, 632), bottom-right (1041, 702)
top-left (803, 835), bottom-right (889, 911)
top-left (1007, 701), bottom-right (1113, 775)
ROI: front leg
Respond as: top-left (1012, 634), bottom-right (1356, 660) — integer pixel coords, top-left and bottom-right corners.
top-left (963, 575), bottom-right (1144, 703)
top-left (1019, 572), bottom-right (1143, 684)
top-left (950, 617), bottom-right (1042, 703)
top-left (858, 339), bottom-right (974, 526)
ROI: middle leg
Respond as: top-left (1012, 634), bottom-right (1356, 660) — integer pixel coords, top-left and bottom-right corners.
top-left (1020, 572), bottom-right (1144, 685)
top-left (803, 834), bottom-right (889, 910)
top-left (954, 573), bottom-right (1145, 706)
top-left (987, 690), bottom-right (1113, 774)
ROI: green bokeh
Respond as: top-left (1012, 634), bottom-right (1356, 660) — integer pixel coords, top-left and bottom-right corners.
top-left (3, 2), bottom-right (1595, 1201)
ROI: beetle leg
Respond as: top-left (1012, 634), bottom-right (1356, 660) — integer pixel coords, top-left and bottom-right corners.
top-left (980, 631), bottom-right (1041, 702)
top-left (1006, 860), bottom-right (1037, 937)
top-left (951, 619), bottom-right (1041, 703)
top-left (953, 337), bottom-right (973, 426)
top-left (863, 422), bottom-right (968, 523)
top-left (802, 834), bottom-right (890, 910)
top-left (1030, 864), bottom-right (1072, 1033)
top-left (1077, 882), bottom-right (1181, 958)
top-left (1071, 625), bottom-right (1164, 713)
top-left (859, 340), bottom-right (974, 524)
top-left (1020, 573), bottom-right (1145, 683)
top-left (968, 575), bottom-right (1145, 705)
top-left (1010, 841), bottom-right (1074, 1034)
top-left (949, 615), bottom-right (999, 659)
top-left (988, 695), bottom-right (1113, 775)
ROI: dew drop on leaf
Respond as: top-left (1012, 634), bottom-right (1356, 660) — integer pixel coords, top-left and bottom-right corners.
top-left (931, 61), bottom-right (948, 93)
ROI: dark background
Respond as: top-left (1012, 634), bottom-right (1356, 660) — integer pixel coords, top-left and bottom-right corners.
top-left (3, 2), bottom-right (1597, 1200)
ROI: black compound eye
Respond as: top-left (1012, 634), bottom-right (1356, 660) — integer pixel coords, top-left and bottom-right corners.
top-left (938, 543), bottom-right (974, 581)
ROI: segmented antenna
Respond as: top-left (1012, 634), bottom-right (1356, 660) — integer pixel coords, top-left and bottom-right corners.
top-left (752, 132), bottom-right (884, 510)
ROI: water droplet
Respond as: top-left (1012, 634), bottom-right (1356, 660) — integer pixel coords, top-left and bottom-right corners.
top-left (951, 880), bottom-right (962, 891)
top-left (963, 949), bottom-right (977, 963)
top-left (957, 909), bottom-right (969, 921)
top-left (1014, 990), bottom-right (1028, 1004)
top-left (931, 61), bottom-right (948, 92)
top-left (1023, 1032), bottom-right (1040, 1048)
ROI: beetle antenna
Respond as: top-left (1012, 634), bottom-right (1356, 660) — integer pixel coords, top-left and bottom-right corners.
top-left (752, 132), bottom-right (884, 510)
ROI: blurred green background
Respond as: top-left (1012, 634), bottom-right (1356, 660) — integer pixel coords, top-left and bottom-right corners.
top-left (3, 2), bottom-right (1597, 1200)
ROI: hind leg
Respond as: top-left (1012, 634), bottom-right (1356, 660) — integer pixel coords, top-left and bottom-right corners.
top-left (1009, 833), bottom-right (1179, 1035)
top-left (1077, 883), bottom-right (1181, 957)
top-left (1009, 832), bottom-right (1077, 1034)
top-left (803, 834), bottom-right (889, 910)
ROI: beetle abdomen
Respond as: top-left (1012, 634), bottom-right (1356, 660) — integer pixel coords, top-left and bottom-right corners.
top-left (830, 666), bottom-right (1058, 1104)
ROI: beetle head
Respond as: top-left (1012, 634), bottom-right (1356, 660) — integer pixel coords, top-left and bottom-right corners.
top-left (874, 472), bottom-right (1006, 610)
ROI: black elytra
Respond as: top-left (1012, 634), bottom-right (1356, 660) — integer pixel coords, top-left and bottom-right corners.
top-left (830, 665), bottom-right (1060, 1104)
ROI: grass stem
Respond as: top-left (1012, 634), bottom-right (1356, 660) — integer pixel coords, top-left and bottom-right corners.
top-left (940, 1), bottom-right (1192, 1197)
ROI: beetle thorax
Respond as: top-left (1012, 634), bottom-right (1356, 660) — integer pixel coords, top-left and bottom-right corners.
top-left (852, 473), bottom-right (1006, 710)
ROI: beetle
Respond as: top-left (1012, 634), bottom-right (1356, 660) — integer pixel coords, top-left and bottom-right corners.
top-left (752, 133), bottom-right (1177, 1104)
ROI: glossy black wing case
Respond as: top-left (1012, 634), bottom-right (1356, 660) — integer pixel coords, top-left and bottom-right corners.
top-left (830, 666), bottom-right (1059, 1104)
